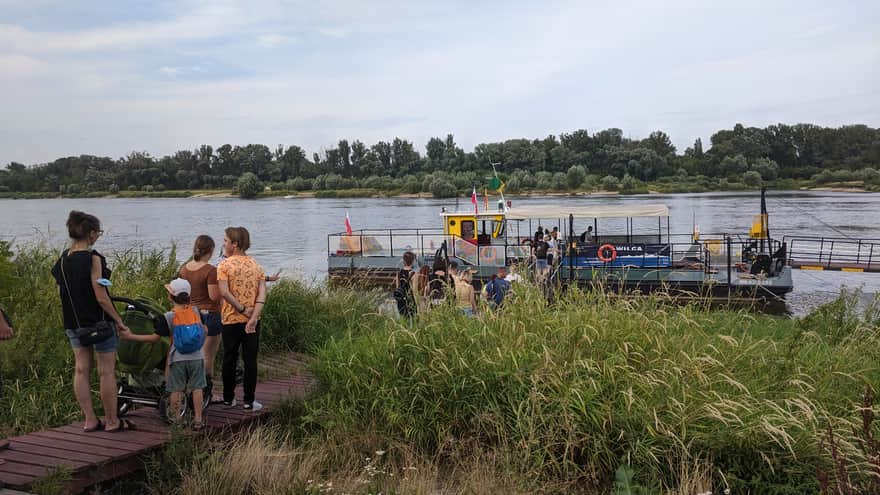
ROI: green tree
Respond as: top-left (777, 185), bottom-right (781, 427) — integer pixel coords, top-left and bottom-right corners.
top-left (566, 165), bottom-right (587, 189)
top-left (742, 170), bottom-right (762, 187)
top-left (237, 172), bottom-right (262, 199)
top-left (600, 175), bottom-right (620, 190)
top-left (429, 179), bottom-right (457, 198)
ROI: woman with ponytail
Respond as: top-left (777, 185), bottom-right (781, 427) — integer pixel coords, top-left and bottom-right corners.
top-left (51, 210), bottom-right (132, 432)
top-left (178, 235), bottom-right (223, 402)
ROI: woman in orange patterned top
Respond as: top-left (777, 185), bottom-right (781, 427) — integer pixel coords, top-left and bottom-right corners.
top-left (217, 226), bottom-right (267, 412)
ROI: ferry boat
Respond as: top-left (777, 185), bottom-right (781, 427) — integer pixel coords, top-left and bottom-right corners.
top-left (328, 190), bottom-right (795, 301)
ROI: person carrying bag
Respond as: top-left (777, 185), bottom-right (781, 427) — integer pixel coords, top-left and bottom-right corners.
top-left (51, 210), bottom-right (133, 433)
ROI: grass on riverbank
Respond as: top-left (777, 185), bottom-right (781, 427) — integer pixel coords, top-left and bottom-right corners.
top-left (4, 243), bottom-right (880, 493)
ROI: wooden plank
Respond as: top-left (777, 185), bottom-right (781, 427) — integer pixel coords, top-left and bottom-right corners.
top-left (31, 431), bottom-right (144, 453)
top-left (1, 488), bottom-right (37, 495)
top-left (7, 442), bottom-right (108, 464)
top-left (12, 436), bottom-right (130, 458)
top-left (59, 424), bottom-right (168, 444)
top-left (0, 450), bottom-right (89, 470)
top-left (0, 471), bottom-right (36, 486)
top-left (0, 461), bottom-right (49, 478)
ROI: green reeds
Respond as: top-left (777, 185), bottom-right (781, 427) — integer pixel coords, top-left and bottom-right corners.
top-left (303, 284), bottom-right (880, 493)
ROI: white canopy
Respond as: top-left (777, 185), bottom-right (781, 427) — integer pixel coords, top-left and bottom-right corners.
top-left (504, 203), bottom-right (669, 220)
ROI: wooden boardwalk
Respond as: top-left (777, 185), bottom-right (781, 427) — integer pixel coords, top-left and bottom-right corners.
top-left (0, 356), bottom-right (314, 494)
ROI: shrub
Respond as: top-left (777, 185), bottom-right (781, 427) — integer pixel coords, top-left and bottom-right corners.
top-left (237, 172), bottom-right (262, 199)
top-left (108, 183), bottom-right (120, 194)
top-left (600, 175), bottom-right (620, 190)
top-left (566, 165), bottom-right (587, 190)
top-left (429, 179), bottom-right (457, 198)
top-left (742, 170), bottom-right (763, 187)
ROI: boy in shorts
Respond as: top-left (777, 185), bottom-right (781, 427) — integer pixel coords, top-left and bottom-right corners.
top-left (121, 278), bottom-right (208, 430)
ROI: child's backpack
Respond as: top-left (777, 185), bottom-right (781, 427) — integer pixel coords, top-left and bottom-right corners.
top-left (171, 305), bottom-right (205, 354)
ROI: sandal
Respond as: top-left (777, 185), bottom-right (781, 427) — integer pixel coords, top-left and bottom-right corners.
top-left (106, 419), bottom-right (136, 433)
top-left (83, 420), bottom-right (105, 433)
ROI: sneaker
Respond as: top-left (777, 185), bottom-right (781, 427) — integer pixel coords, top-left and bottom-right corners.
top-left (243, 401), bottom-right (263, 412)
top-left (222, 398), bottom-right (237, 407)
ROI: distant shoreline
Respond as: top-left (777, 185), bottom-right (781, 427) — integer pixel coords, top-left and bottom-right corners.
top-left (0, 184), bottom-right (873, 200)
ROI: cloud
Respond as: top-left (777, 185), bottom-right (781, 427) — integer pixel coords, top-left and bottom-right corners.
top-left (257, 33), bottom-right (288, 47)
top-left (159, 66), bottom-right (180, 76)
top-left (317, 27), bottom-right (346, 38)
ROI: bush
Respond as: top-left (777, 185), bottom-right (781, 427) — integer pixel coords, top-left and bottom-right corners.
top-left (429, 179), bottom-right (457, 198)
top-left (742, 170), bottom-right (763, 187)
top-left (600, 175), bottom-right (620, 190)
top-left (565, 165), bottom-right (587, 190)
top-left (108, 183), bottom-right (120, 194)
top-left (142, 184), bottom-right (154, 192)
top-left (237, 172), bottom-right (262, 199)
top-left (128, 185), bottom-right (138, 191)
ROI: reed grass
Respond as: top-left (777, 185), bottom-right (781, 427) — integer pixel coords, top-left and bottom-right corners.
top-left (300, 284), bottom-right (880, 493)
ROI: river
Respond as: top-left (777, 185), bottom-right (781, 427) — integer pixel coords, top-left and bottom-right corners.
top-left (1, 191), bottom-right (878, 315)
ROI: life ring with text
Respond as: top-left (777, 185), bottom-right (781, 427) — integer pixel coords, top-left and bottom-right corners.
top-left (597, 244), bottom-right (617, 263)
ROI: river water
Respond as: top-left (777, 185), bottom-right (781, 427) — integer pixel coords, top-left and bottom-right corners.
top-left (1, 191), bottom-right (878, 315)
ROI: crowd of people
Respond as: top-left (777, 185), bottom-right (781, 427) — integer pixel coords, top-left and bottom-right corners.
top-left (47, 210), bottom-right (277, 433)
top-left (394, 252), bottom-right (514, 319)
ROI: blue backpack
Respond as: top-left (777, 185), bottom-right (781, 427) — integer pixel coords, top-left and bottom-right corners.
top-left (171, 305), bottom-right (205, 354)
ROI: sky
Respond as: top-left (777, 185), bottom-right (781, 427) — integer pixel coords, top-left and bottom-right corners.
top-left (1, 0), bottom-right (878, 165)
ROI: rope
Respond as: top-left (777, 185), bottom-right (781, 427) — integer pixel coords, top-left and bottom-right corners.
top-left (769, 196), bottom-right (857, 240)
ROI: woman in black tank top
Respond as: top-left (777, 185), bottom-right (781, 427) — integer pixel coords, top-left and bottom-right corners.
top-left (50, 211), bottom-right (133, 433)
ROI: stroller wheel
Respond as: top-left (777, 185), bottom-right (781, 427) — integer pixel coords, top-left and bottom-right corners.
top-left (159, 393), bottom-right (190, 424)
top-left (118, 399), bottom-right (133, 417)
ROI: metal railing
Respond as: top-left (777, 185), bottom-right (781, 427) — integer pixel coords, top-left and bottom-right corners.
top-left (329, 229), bottom-right (788, 275)
top-left (784, 235), bottom-right (878, 270)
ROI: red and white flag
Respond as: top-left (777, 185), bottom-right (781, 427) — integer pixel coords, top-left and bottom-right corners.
top-left (471, 186), bottom-right (478, 214)
top-left (344, 210), bottom-right (353, 235)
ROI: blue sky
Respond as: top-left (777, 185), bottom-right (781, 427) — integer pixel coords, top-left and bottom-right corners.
top-left (1, 0), bottom-right (878, 164)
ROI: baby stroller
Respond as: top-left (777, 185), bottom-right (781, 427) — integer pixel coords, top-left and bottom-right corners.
top-left (113, 296), bottom-right (211, 422)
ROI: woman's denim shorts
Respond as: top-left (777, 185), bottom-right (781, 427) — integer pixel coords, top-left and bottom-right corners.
top-left (201, 311), bottom-right (223, 337)
top-left (66, 328), bottom-right (118, 354)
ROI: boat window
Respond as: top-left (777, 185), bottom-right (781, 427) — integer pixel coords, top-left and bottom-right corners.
top-left (461, 220), bottom-right (475, 240)
top-left (491, 220), bottom-right (506, 238)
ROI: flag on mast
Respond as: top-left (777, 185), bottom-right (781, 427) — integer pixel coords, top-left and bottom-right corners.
top-left (484, 188), bottom-right (489, 211)
top-left (471, 186), bottom-right (478, 213)
top-left (344, 210), bottom-right (353, 235)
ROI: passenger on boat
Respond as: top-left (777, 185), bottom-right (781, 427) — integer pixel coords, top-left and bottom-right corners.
top-left (534, 226), bottom-right (544, 244)
top-left (394, 251), bottom-right (416, 318)
top-left (579, 226), bottom-right (594, 244)
top-left (426, 257), bottom-right (453, 306)
top-left (485, 266), bottom-right (511, 309)
top-left (534, 235), bottom-right (550, 275)
top-left (448, 260), bottom-right (460, 284)
top-left (546, 234), bottom-right (558, 267)
top-left (455, 269), bottom-right (478, 317)
top-left (411, 265), bottom-right (431, 313)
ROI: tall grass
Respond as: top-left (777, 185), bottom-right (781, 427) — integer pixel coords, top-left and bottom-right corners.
top-left (299, 285), bottom-right (880, 493)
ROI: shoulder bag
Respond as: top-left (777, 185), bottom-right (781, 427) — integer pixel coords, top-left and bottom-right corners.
top-left (60, 250), bottom-right (115, 346)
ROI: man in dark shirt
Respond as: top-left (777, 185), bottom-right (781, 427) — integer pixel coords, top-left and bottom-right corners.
top-left (485, 267), bottom-right (511, 308)
top-left (534, 226), bottom-right (543, 244)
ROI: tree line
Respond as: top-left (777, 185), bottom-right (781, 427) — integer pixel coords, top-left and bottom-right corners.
top-left (1, 123), bottom-right (878, 197)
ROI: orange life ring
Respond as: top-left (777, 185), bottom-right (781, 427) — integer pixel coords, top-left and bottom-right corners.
top-left (597, 244), bottom-right (617, 263)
